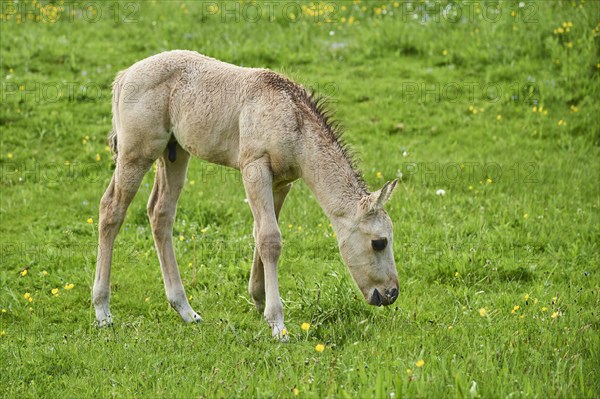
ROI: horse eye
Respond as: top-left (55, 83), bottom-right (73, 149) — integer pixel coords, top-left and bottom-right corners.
top-left (371, 238), bottom-right (388, 251)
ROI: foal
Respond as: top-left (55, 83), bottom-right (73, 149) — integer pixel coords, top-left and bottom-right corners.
top-left (93, 50), bottom-right (399, 338)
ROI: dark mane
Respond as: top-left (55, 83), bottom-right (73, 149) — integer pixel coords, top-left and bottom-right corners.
top-left (260, 71), bottom-right (368, 193)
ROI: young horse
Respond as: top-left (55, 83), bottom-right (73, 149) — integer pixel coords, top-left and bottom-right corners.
top-left (93, 50), bottom-right (399, 339)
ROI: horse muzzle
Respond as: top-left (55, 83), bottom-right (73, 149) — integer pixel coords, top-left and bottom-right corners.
top-left (369, 287), bottom-right (399, 306)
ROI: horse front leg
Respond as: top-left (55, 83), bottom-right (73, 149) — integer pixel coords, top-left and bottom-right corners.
top-left (248, 183), bottom-right (291, 313)
top-left (243, 159), bottom-right (287, 339)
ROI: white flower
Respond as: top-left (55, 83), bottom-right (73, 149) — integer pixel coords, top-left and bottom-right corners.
top-left (469, 381), bottom-right (478, 397)
top-left (436, 189), bottom-right (446, 196)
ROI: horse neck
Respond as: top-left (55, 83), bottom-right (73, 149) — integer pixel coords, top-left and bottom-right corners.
top-left (298, 125), bottom-right (367, 232)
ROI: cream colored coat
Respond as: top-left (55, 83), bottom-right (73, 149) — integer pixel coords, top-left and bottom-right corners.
top-left (93, 50), bottom-right (398, 339)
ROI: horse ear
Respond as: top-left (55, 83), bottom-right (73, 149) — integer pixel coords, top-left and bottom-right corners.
top-left (370, 179), bottom-right (398, 212)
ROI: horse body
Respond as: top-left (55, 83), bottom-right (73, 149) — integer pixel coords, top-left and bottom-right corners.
top-left (94, 50), bottom-right (399, 338)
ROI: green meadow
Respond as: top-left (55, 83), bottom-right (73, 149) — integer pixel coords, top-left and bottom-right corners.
top-left (1, 0), bottom-right (599, 397)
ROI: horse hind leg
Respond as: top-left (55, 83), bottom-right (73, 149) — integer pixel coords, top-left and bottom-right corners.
top-left (93, 155), bottom-right (155, 326)
top-left (147, 144), bottom-right (201, 323)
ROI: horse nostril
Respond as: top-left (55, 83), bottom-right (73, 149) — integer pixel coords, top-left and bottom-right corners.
top-left (386, 288), bottom-right (399, 303)
top-left (370, 289), bottom-right (382, 306)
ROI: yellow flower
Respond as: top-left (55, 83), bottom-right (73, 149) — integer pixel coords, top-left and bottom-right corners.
top-left (42, 270), bottom-right (48, 276)
top-left (524, 293), bottom-right (530, 301)
top-left (315, 343), bottom-right (325, 352)
top-left (558, 119), bottom-right (566, 126)
top-left (454, 272), bottom-right (459, 277)
top-left (0, 330), bottom-right (5, 337)
top-left (496, 114), bottom-right (502, 121)
top-left (532, 106), bottom-right (537, 113)
top-left (511, 305), bottom-right (520, 314)
top-left (486, 178), bottom-right (493, 184)
top-left (416, 359), bottom-right (425, 368)
top-left (24, 292), bottom-right (32, 302)
top-left (479, 308), bottom-right (487, 317)
top-left (87, 218), bottom-right (93, 224)
top-left (376, 171), bottom-right (383, 179)
top-left (566, 42), bottom-right (573, 48)
top-left (2, 309), bottom-right (7, 313)
top-left (523, 213), bottom-right (529, 219)
top-left (570, 105), bottom-right (579, 112)
top-left (541, 306), bottom-right (548, 312)
top-left (20, 269), bottom-right (28, 277)
top-left (551, 311), bottom-right (559, 319)
top-left (64, 283), bottom-right (74, 290)
top-left (292, 387), bottom-right (299, 396)
top-left (406, 368), bottom-right (412, 374)
top-left (95, 153), bottom-right (101, 161)
top-left (179, 235), bottom-right (184, 241)
top-left (301, 322), bottom-right (311, 332)
top-left (51, 288), bottom-right (59, 297)
top-left (281, 328), bottom-right (288, 337)
top-left (447, 325), bottom-right (453, 330)
top-left (442, 49), bottom-right (448, 56)
top-left (7, 153), bottom-right (13, 159)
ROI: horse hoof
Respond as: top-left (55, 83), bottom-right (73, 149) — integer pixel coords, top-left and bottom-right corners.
top-left (96, 315), bottom-right (113, 328)
top-left (182, 311), bottom-right (202, 323)
top-left (271, 324), bottom-right (289, 342)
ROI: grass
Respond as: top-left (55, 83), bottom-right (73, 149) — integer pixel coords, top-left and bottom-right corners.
top-left (1, 0), bottom-right (599, 397)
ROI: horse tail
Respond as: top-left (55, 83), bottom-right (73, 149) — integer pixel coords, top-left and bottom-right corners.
top-left (108, 68), bottom-right (129, 162)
